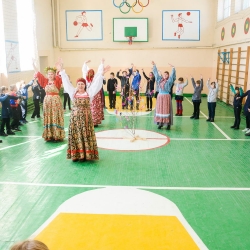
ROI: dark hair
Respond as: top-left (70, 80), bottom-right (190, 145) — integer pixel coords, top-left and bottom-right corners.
top-left (150, 72), bottom-right (155, 79)
top-left (164, 71), bottom-right (169, 75)
top-left (122, 71), bottom-right (127, 74)
top-left (136, 69), bottom-right (139, 73)
top-left (110, 72), bottom-right (114, 76)
top-left (235, 86), bottom-right (239, 90)
top-left (211, 81), bottom-right (216, 87)
top-left (178, 77), bottom-right (184, 81)
top-left (196, 80), bottom-right (201, 84)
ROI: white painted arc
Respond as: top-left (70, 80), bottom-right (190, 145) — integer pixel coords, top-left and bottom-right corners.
top-left (30, 187), bottom-right (208, 249)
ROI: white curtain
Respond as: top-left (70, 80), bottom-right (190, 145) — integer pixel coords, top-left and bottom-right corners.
top-left (16, 0), bottom-right (38, 71)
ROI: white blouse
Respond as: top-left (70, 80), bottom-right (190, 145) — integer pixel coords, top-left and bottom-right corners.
top-left (60, 62), bottom-right (104, 102)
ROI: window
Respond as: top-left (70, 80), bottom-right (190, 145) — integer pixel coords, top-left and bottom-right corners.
top-left (235, 0), bottom-right (250, 12)
top-left (217, 0), bottom-right (231, 21)
top-left (223, 0), bottom-right (231, 18)
top-left (243, 0), bottom-right (250, 9)
top-left (235, 0), bottom-right (242, 12)
top-left (0, 0), bottom-right (6, 74)
top-left (16, 0), bottom-right (36, 71)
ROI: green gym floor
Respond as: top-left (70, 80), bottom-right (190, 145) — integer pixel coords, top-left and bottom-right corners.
top-left (0, 97), bottom-right (250, 250)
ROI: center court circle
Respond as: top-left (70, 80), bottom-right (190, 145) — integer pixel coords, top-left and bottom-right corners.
top-left (95, 129), bottom-right (170, 151)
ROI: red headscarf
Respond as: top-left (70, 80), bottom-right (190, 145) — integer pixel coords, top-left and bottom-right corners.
top-left (86, 69), bottom-right (95, 83)
top-left (76, 78), bottom-right (86, 84)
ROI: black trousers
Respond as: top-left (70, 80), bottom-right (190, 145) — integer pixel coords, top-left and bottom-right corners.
top-left (11, 107), bottom-right (20, 128)
top-left (193, 101), bottom-right (201, 118)
top-left (246, 115), bottom-right (250, 128)
top-left (31, 99), bottom-right (41, 118)
top-left (108, 92), bottom-right (116, 108)
top-left (63, 93), bottom-right (71, 109)
top-left (233, 105), bottom-right (242, 128)
top-left (0, 118), bottom-right (11, 132)
top-left (208, 102), bottom-right (216, 119)
top-left (146, 96), bottom-right (153, 109)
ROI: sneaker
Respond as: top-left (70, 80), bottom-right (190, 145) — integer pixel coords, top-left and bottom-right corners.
top-left (0, 132), bottom-right (8, 136)
top-left (190, 115), bottom-right (195, 119)
top-left (245, 131), bottom-right (250, 136)
top-left (245, 129), bottom-right (250, 134)
top-left (24, 119), bottom-right (28, 123)
top-left (0, 140), bottom-right (2, 143)
top-left (210, 118), bottom-right (214, 122)
top-left (13, 127), bottom-right (22, 132)
top-left (7, 130), bottom-right (15, 135)
top-left (206, 118), bottom-right (211, 122)
top-left (166, 125), bottom-right (171, 130)
top-left (242, 128), bottom-right (249, 132)
top-left (230, 126), bottom-right (235, 128)
top-left (234, 127), bottom-right (239, 130)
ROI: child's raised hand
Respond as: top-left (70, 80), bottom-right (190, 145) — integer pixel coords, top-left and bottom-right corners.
top-left (168, 63), bottom-right (174, 67)
top-left (200, 74), bottom-right (203, 79)
top-left (85, 60), bottom-right (91, 64)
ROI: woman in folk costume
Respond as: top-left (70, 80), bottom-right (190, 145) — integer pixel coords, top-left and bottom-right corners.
top-left (32, 60), bottom-right (65, 141)
top-left (152, 61), bottom-right (176, 130)
top-left (57, 59), bottom-right (110, 162)
top-left (82, 60), bottom-right (105, 127)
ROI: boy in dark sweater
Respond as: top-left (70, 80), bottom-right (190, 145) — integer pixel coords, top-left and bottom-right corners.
top-left (117, 70), bottom-right (130, 109)
top-left (230, 84), bottom-right (243, 130)
top-left (190, 75), bottom-right (203, 119)
top-left (107, 72), bottom-right (118, 109)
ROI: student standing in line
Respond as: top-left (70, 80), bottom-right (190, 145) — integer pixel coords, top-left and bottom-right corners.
top-left (107, 72), bottom-right (118, 109)
top-left (63, 75), bottom-right (72, 111)
top-left (129, 64), bottom-right (141, 110)
top-left (230, 84), bottom-right (243, 130)
top-left (190, 75), bottom-right (203, 120)
top-left (174, 77), bottom-right (188, 116)
top-left (206, 78), bottom-right (219, 122)
top-left (142, 69), bottom-right (155, 111)
top-left (18, 80), bottom-right (33, 123)
top-left (0, 86), bottom-right (18, 136)
top-left (239, 89), bottom-right (250, 136)
top-left (31, 77), bottom-right (42, 119)
top-left (117, 70), bottom-right (130, 109)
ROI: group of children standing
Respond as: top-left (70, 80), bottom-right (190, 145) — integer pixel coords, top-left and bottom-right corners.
top-left (0, 78), bottom-right (45, 140)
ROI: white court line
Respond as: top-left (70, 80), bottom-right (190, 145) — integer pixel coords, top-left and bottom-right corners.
top-left (0, 182), bottom-right (250, 191)
top-left (105, 115), bottom-right (235, 118)
top-left (171, 138), bottom-right (250, 141)
top-left (0, 138), bottom-right (42, 151)
top-left (7, 136), bottom-right (41, 138)
top-left (184, 97), bottom-right (231, 140)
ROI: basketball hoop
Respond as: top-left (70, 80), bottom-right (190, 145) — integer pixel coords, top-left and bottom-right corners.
top-left (127, 36), bottom-right (134, 45)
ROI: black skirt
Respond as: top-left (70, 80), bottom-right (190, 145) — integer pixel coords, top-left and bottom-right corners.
top-left (175, 95), bottom-right (184, 101)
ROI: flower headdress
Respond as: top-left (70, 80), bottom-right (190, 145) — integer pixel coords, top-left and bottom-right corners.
top-left (44, 66), bottom-right (57, 74)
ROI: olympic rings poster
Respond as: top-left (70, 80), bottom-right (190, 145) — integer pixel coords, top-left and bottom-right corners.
top-left (162, 10), bottom-right (200, 41)
top-left (66, 10), bottom-right (103, 41)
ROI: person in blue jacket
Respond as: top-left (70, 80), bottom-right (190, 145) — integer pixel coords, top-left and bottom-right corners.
top-left (0, 86), bottom-right (18, 136)
top-left (129, 64), bottom-right (141, 110)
